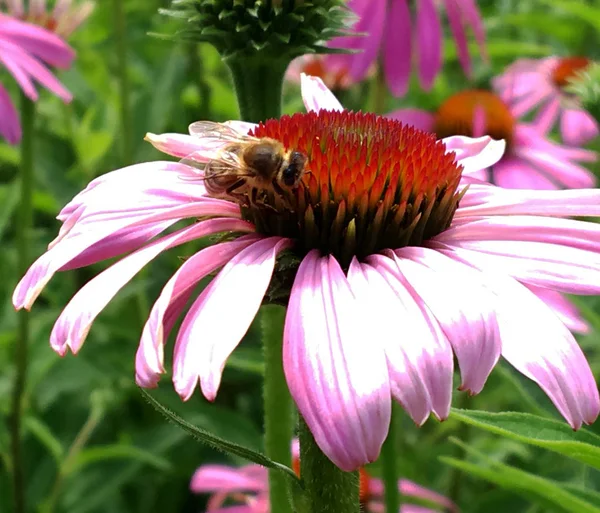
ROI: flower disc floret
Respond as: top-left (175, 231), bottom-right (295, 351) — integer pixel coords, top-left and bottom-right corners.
top-left (242, 110), bottom-right (463, 268)
top-left (552, 57), bottom-right (591, 88)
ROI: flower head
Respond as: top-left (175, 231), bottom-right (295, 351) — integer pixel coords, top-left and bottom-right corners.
top-left (14, 75), bottom-right (600, 472)
top-left (1, 0), bottom-right (94, 38)
top-left (493, 57), bottom-right (599, 146)
top-left (191, 442), bottom-right (457, 512)
top-left (286, 53), bottom-right (356, 91)
top-left (327, 0), bottom-right (486, 97)
top-left (391, 89), bottom-right (597, 191)
top-left (0, 13), bottom-right (74, 143)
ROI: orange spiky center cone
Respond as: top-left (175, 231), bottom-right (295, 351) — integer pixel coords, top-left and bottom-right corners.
top-left (242, 110), bottom-right (463, 268)
top-left (434, 89), bottom-right (514, 148)
top-left (552, 57), bottom-right (591, 88)
top-left (292, 456), bottom-right (371, 504)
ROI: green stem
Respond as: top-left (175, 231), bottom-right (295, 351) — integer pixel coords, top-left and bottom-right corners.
top-left (448, 394), bottom-right (472, 504)
top-left (225, 57), bottom-right (289, 122)
top-left (381, 408), bottom-right (401, 513)
top-left (261, 305), bottom-right (294, 513)
top-left (113, 0), bottom-right (133, 164)
top-left (10, 93), bottom-right (35, 513)
top-left (299, 417), bottom-right (360, 513)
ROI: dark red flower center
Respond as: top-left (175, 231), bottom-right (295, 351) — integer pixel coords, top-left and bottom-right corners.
top-left (552, 57), bottom-right (591, 88)
top-left (235, 111), bottom-right (463, 268)
top-left (434, 89), bottom-right (514, 148)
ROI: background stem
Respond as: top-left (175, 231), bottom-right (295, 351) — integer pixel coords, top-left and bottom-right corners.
top-left (381, 407), bottom-right (401, 513)
top-left (299, 417), bottom-right (360, 513)
top-left (261, 305), bottom-right (294, 513)
top-left (10, 93), bottom-right (36, 513)
top-left (113, 0), bottom-right (133, 164)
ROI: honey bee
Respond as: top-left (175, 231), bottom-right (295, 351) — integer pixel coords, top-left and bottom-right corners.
top-left (183, 121), bottom-right (308, 203)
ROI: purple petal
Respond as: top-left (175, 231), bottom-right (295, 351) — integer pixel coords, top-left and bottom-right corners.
top-left (135, 235), bottom-right (260, 388)
top-left (532, 97), bottom-right (561, 135)
top-left (369, 477), bottom-right (457, 511)
top-left (493, 158), bottom-right (559, 190)
top-left (0, 83), bottom-right (20, 143)
top-left (415, 0), bottom-right (442, 90)
top-left (394, 247), bottom-right (501, 394)
top-left (560, 109), bottom-right (600, 146)
top-left (386, 109), bottom-right (435, 132)
top-left (284, 252), bottom-right (391, 471)
top-left (443, 0), bottom-right (471, 76)
top-left (383, 0), bottom-right (412, 96)
top-left (173, 237), bottom-right (293, 401)
top-left (368, 254), bottom-right (454, 421)
top-left (190, 464), bottom-right (267, 494)
top-left (48, 218), bottom-right (253, 356)
top-left (300, 74), bottom-right (343, 113)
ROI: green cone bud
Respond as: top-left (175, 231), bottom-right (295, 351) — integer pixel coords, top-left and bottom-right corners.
top-left (565, 62), bottom-right (600, 126)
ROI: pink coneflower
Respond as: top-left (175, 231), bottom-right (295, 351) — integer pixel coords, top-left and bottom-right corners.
top-left (390, 89), bottom-right (597, 191)
top-left (493, 57), bottom-right (599, 146)
top-left (191, 446), bottom-right (457, 512)
top-left (13, 75), bottom-right (600, 472)
top-left (0, 13), bottom-right (73, 143)
top-left (1, 0), bottom-right (94, 38)
top-left (327, 0), bottom-right (486, 96)
top-left (286, 53), bottom-right (355, 91)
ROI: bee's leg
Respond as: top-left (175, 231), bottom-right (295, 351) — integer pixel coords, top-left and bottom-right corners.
top-left (225, 178), bottom-right (247, 196)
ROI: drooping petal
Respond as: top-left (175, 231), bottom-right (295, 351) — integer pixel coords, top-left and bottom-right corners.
top-left (190, 464), bottom-right (267, 494)
top-left (48, 218), bottom-right (254, 356)
top-left (368, 254), bottom-right (454, 421)
top-left (532, 97), bottom-right (561, 135)
top-left (394, 247), bottom-right (501, 394)
top-left (383, 0), bottom-right (412, 96)
top-left (136, 235), bottom-right (260, 388)
top-left (173, 237), bottom-right (293, 401)
top-left (284, 251), bottom-right (391, 471)
top-left (560, 109), bottom-right (600, 146)
top-left (442, 135), bottom-right (505, 175)
top-left (300, 74), bottom-right (344, 113)
top-left (0, 83), bottom-right (20, 144)
top-left (443, 0), bottom-right (472, 76)
top-left (442, 254), bottom-right (600, 428)
top-left (415, 0), bottom-right (442, 89)
top-left (525, 285), bottom-right (589, 335)
top-left (492, 158), bottom-right (558, 190)
top-left (385, 109), bottom-right (435, 132)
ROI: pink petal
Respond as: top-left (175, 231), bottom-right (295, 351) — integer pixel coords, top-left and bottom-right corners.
top-left (525, 285), bottom-right (589, 335)
top-left (493, 158), bottom-right (559, 190)
top-left (386, 109), bottom-right (435, 132)
top-left (383, 0), bottom-right (412, 96)
top-left (49, 218), bottom-right (253, 356)
top-left (0, 83), bottom-right (20, 143)
top-left (300, 74), bottom-right (343, 113)
top-left (173, 237), bottom-right (293, 401)
top-left (368, 254), bottom-right (454, 421)
top-left (369, 477), bottom-right (457, 511)
top-left (284, 252), bottom-right (391, 471)
top-left (442, 135), bottom-right (505, 175)
top-left (144, 132), bottom-right (226, 159)
top-left (190, 464), bottom-right (267, 494)
top-left (135, 235), bottom-right (260, 388)
top-left (443, 0), bottom-right (471, 76)
top-left (560, 109), bottom-right (600, 146)
top-left (532, 97), bottom-right (561, 135)
top-left (394, 247), bottom-right (501, 394)
top-left (415, 0), bottom-right (442, 90)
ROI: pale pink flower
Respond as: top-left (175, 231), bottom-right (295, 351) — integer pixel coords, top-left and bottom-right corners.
top-left (493, 57), bottom-right (599, 146)
top-left (13, 75), bottom-right (600, 472)
top-left (0, 13), bottom-right (73, 143)
top-left (286, 54), bottom-right (356, 91)
top-left (327, 0), bottom-right (486, 96)
top-left (191, 443), bottom-right (457, 513)
top-left (1, 0), bottom-right (94, 38)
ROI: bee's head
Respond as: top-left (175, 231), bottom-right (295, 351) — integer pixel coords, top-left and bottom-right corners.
top-left (282, 151), bottom-right (308, 186)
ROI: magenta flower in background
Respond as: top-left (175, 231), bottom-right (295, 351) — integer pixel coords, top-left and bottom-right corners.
top-left (13, 75), bottom-right (600, 472)
top-left (0, 13), bottom-right (73, 143)
top-left (1, 0), bottom-right (94, 38)
top-left (493, 57), bottom-right (599, 146)
top-left (327, 0), bottom-right (486, 96)
top-left (286, 53), bottom-right (357, 91)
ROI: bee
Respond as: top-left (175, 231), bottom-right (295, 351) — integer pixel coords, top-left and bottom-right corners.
top-left (183, 121), bottom-right (308, 204)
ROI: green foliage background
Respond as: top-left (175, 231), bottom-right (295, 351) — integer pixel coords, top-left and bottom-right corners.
top-left (2, 0), bottom-right (600, 512)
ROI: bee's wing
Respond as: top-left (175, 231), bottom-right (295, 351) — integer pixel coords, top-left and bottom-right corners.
top-left (179, 149), bottom-right (246, 180)
top-left (188, 121), bottom-right (257, 144)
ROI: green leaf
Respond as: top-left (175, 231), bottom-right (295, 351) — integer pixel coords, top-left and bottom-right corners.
top-left (67, 444), bottom-right (173, 475)
top-left (24, 416), bottom-right (64, 464)
top-left (441, 438), bottom-right (600, 513)
top-left (451, 409), bottom-right (600, 469)
top-left (139, 388), bottom-right (301, 485)
top-left (535, 0), bottom-right (600, 32)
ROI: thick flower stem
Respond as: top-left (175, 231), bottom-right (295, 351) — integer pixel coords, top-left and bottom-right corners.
top-left (225, 57), bottom-right (289, 122)
top-left (10, 93), bottom-right (35, 513)
top-left (261, 305), bottom-right (294, 513)
top-left (299, 417), bottom-right (360, 513)
top-left (381, 408), bottom-right (401, 513)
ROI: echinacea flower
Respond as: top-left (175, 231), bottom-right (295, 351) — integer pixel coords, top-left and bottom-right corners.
top-left (0, 13), bottom-right (73, 143)
top-left (286, 54), bottom-right (357, 91)
top-left (191, 443), bottom-right (457, 513)
top-left (1, 0), bottom-right (94, 38)
top-left (493, 57), bottom-right (599, 146)
top-left (327, 0), bottom-right (486, 96)
top-left (390, 89), bottom-right (597, 191)
top-left (14, 74), bottom-right (600, 472)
